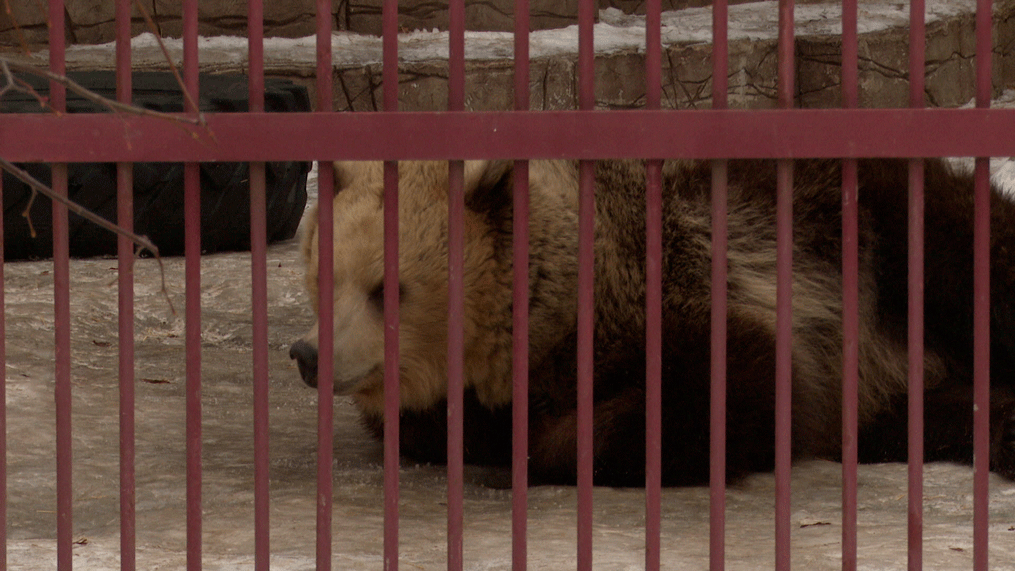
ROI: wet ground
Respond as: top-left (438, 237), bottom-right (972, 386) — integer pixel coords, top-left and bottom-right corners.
top-left (4, 169), bottom-right (1015, 570)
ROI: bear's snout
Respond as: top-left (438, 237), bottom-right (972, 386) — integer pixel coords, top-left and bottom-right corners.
top-left (289, 340), bottom-right (319, 388)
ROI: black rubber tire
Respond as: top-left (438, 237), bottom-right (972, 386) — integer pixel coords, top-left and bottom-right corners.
top-left (2, 72), bottom-right (311, 259)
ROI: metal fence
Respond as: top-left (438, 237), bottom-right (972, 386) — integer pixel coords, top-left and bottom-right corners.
top-left (1, 0), bottom-right (1012, 569)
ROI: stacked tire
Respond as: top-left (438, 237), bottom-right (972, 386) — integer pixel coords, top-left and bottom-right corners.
top-left (2, 72), bottom-right (311, 259)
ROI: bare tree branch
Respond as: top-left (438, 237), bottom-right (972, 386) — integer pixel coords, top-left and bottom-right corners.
top-left (0, 58), bottom-right (206, 127)
top-left (0, 157), bottom-right (177, 314)
top-left (132, 0), bottom-right (204, 119)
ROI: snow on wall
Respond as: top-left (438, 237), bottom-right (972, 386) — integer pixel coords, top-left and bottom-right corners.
top-left (40, 0), bottom-right (984, 70)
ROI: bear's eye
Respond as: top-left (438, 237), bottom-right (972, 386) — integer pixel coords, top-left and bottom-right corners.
top-left (368, 281), bottom-right (403, 311)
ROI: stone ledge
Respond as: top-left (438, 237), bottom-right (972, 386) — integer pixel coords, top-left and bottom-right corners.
top-left (5, 1), bottom-right (1014, 112)
top-left (1, 0), bottom-right (822, 47)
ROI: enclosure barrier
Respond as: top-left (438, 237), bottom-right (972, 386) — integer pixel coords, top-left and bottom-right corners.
top-left (0, 0), bottom-right (1009, 569)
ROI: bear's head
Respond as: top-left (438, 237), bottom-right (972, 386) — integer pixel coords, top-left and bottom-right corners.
top-left (290, 160), bottom-right (521, 416)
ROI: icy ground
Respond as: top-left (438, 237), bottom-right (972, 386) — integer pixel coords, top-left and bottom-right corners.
top-left (4, 151), bottom-right (1015, 570)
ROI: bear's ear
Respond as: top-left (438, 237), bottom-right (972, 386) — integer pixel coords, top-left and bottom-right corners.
top-left (332, 161), bottom-right (356, 193)
top-left (463, 160), bottom-right (514, 220)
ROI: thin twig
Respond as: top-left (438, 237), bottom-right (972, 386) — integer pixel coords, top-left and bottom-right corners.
top-left (132, 0), bottom-right (204, 120)
top-left (2, 0), bottom-right (33, 55)
top-left (0, 157), bottom-right (176, 315)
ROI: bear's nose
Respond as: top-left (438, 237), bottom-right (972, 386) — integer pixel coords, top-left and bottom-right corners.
top-left (289, 340), bottom-right (319, 388)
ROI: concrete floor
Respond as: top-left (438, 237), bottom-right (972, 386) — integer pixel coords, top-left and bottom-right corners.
top-left (3, 175), bottom-right (1015, 570)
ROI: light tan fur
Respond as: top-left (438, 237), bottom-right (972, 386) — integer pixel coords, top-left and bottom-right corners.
top-left (299, 160), bottom-right (581, 416)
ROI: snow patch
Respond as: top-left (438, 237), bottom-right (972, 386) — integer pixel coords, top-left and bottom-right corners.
top-left (947, 90), bottom-right (1015, 197)
top-left (37, 0), bottom-right (982, 70)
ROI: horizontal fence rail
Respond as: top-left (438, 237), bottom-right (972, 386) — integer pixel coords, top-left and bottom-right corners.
top-left (2, 108), bottom-right (1015, 163)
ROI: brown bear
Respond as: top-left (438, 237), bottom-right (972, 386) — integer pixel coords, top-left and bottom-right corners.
top-left (290, 158), bottom-right (1015, 487)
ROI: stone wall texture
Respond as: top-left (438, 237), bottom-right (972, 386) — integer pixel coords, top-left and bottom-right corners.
top-left (3, 1), bottom-right (1014, 112)
top-left (3, 0), bottom-right (757, 45)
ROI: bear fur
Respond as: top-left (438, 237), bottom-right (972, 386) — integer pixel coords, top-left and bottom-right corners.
top-left (290, 158), bottom-right (1015, 487)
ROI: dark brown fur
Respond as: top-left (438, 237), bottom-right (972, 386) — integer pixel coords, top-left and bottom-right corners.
top-left (292, 158), bottom-right (1015, 487)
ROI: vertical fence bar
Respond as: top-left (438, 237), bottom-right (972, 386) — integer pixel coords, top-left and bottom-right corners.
top-left (314, 177), bottom-right (335, 571)
top-left (446, 3), bottom-right (466, 570)
top-left (511, 1), bottom-right (531, 569)
top-left (907, 0), bottom-right (926, 568)
top-left (115, 0), bottom-right (136, 568)
top-left (840, 0), bottom-right (859, 568)
top-left (314, 0), bottom-right (335, 568)
top-left (644, 0), bottom-right (662, 569)
top-left (382, 2), bottom-right (401, 570)
top-left (972, 154), bottom-right (991, 571)
top-left (775, 0), bottom-right (795, 569)
top-left (906, 164), bottom-right (925, 571)
top-left (182, 0), bottom-right (203, 569)
top-left (576, 0), bottom-right (595, 570)
top-left (47, 1), bottom-right (72, 569)
top-left (972, 1), bottom-right (992, 570)
top-left (247, 0), bottom-right (271, 569)
top-left (710, 0), bottom-right (729, 569)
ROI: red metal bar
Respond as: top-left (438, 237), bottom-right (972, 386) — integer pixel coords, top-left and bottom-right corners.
top-left (775, 0), bottom-right (795, 569)
top-left (447, 157), bottom-right (465, 571)
top-left (511, 158), bottom-right (530, 571)
top-left (710, 1), bottom-right (729, 570)
top-left (446, 3), bottom-right (466, 570)
top-left (248, 2), bottom-right (270, 570)
top-left (578, 0), bottom-right (595, 111)
top-left (53, 160), bottom-right (73, 571)
top-left (972, 2), bottom-right (992, 570)
top-left (250, 159), bottom-right (270, 571)
top-left (709, 160), bottom-right (728, 571)
top-left (182, 1), bottom-right (203, 569)
top-left (644, 1), bottom-right (663, 570)
top-left (115, 1), bottom-right (136, 569)
top-left (645, 0), bottom-right (661, 111)
top-left (778, 0), bottom-right (795, 109)
top-left (840, 0), bottom-right (859, 569)
top-left (5, 109), bottom-right (1015, 163)
top-left (314, 1), bottom-right (335, 569)
top-left (513, 0), bottom-right (530, 111)
top-left (644, 161), bottom-right (662, 571)
top-left (907, 1), bottom-right (926, 569)
top-left (47, 1), bottom-right (72, 570)
top-left (511, 4), bottom-right (530, 571)
top-left (315, 162), bottom-right (336, 571)
top-left (315, 165), bottom-right (336, 571)
top-left (316, 0), bottom-right (333, 113)
top-left (840, 157), bottom-right (859, 571)
top-left (576, 2), bottom-right (596, 570)
top-left (576, 159), bottom-right (595, 571)
top-left (449, 0), bottom-right (465, 111)
top-left (382, 3), bottom-right (401, 571)
top-left (906, 158), bottom-right (924, 571)
top-left (774, 159), bottom-right (794, 571)
top-left (249, 0), bottom-right (265, 113)
top-left (382, 160), bottom-right (400, 571)
top-left (972, 156), bottom-right (990, 571)
top-left (384, 0), bottom-right (399, 112)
